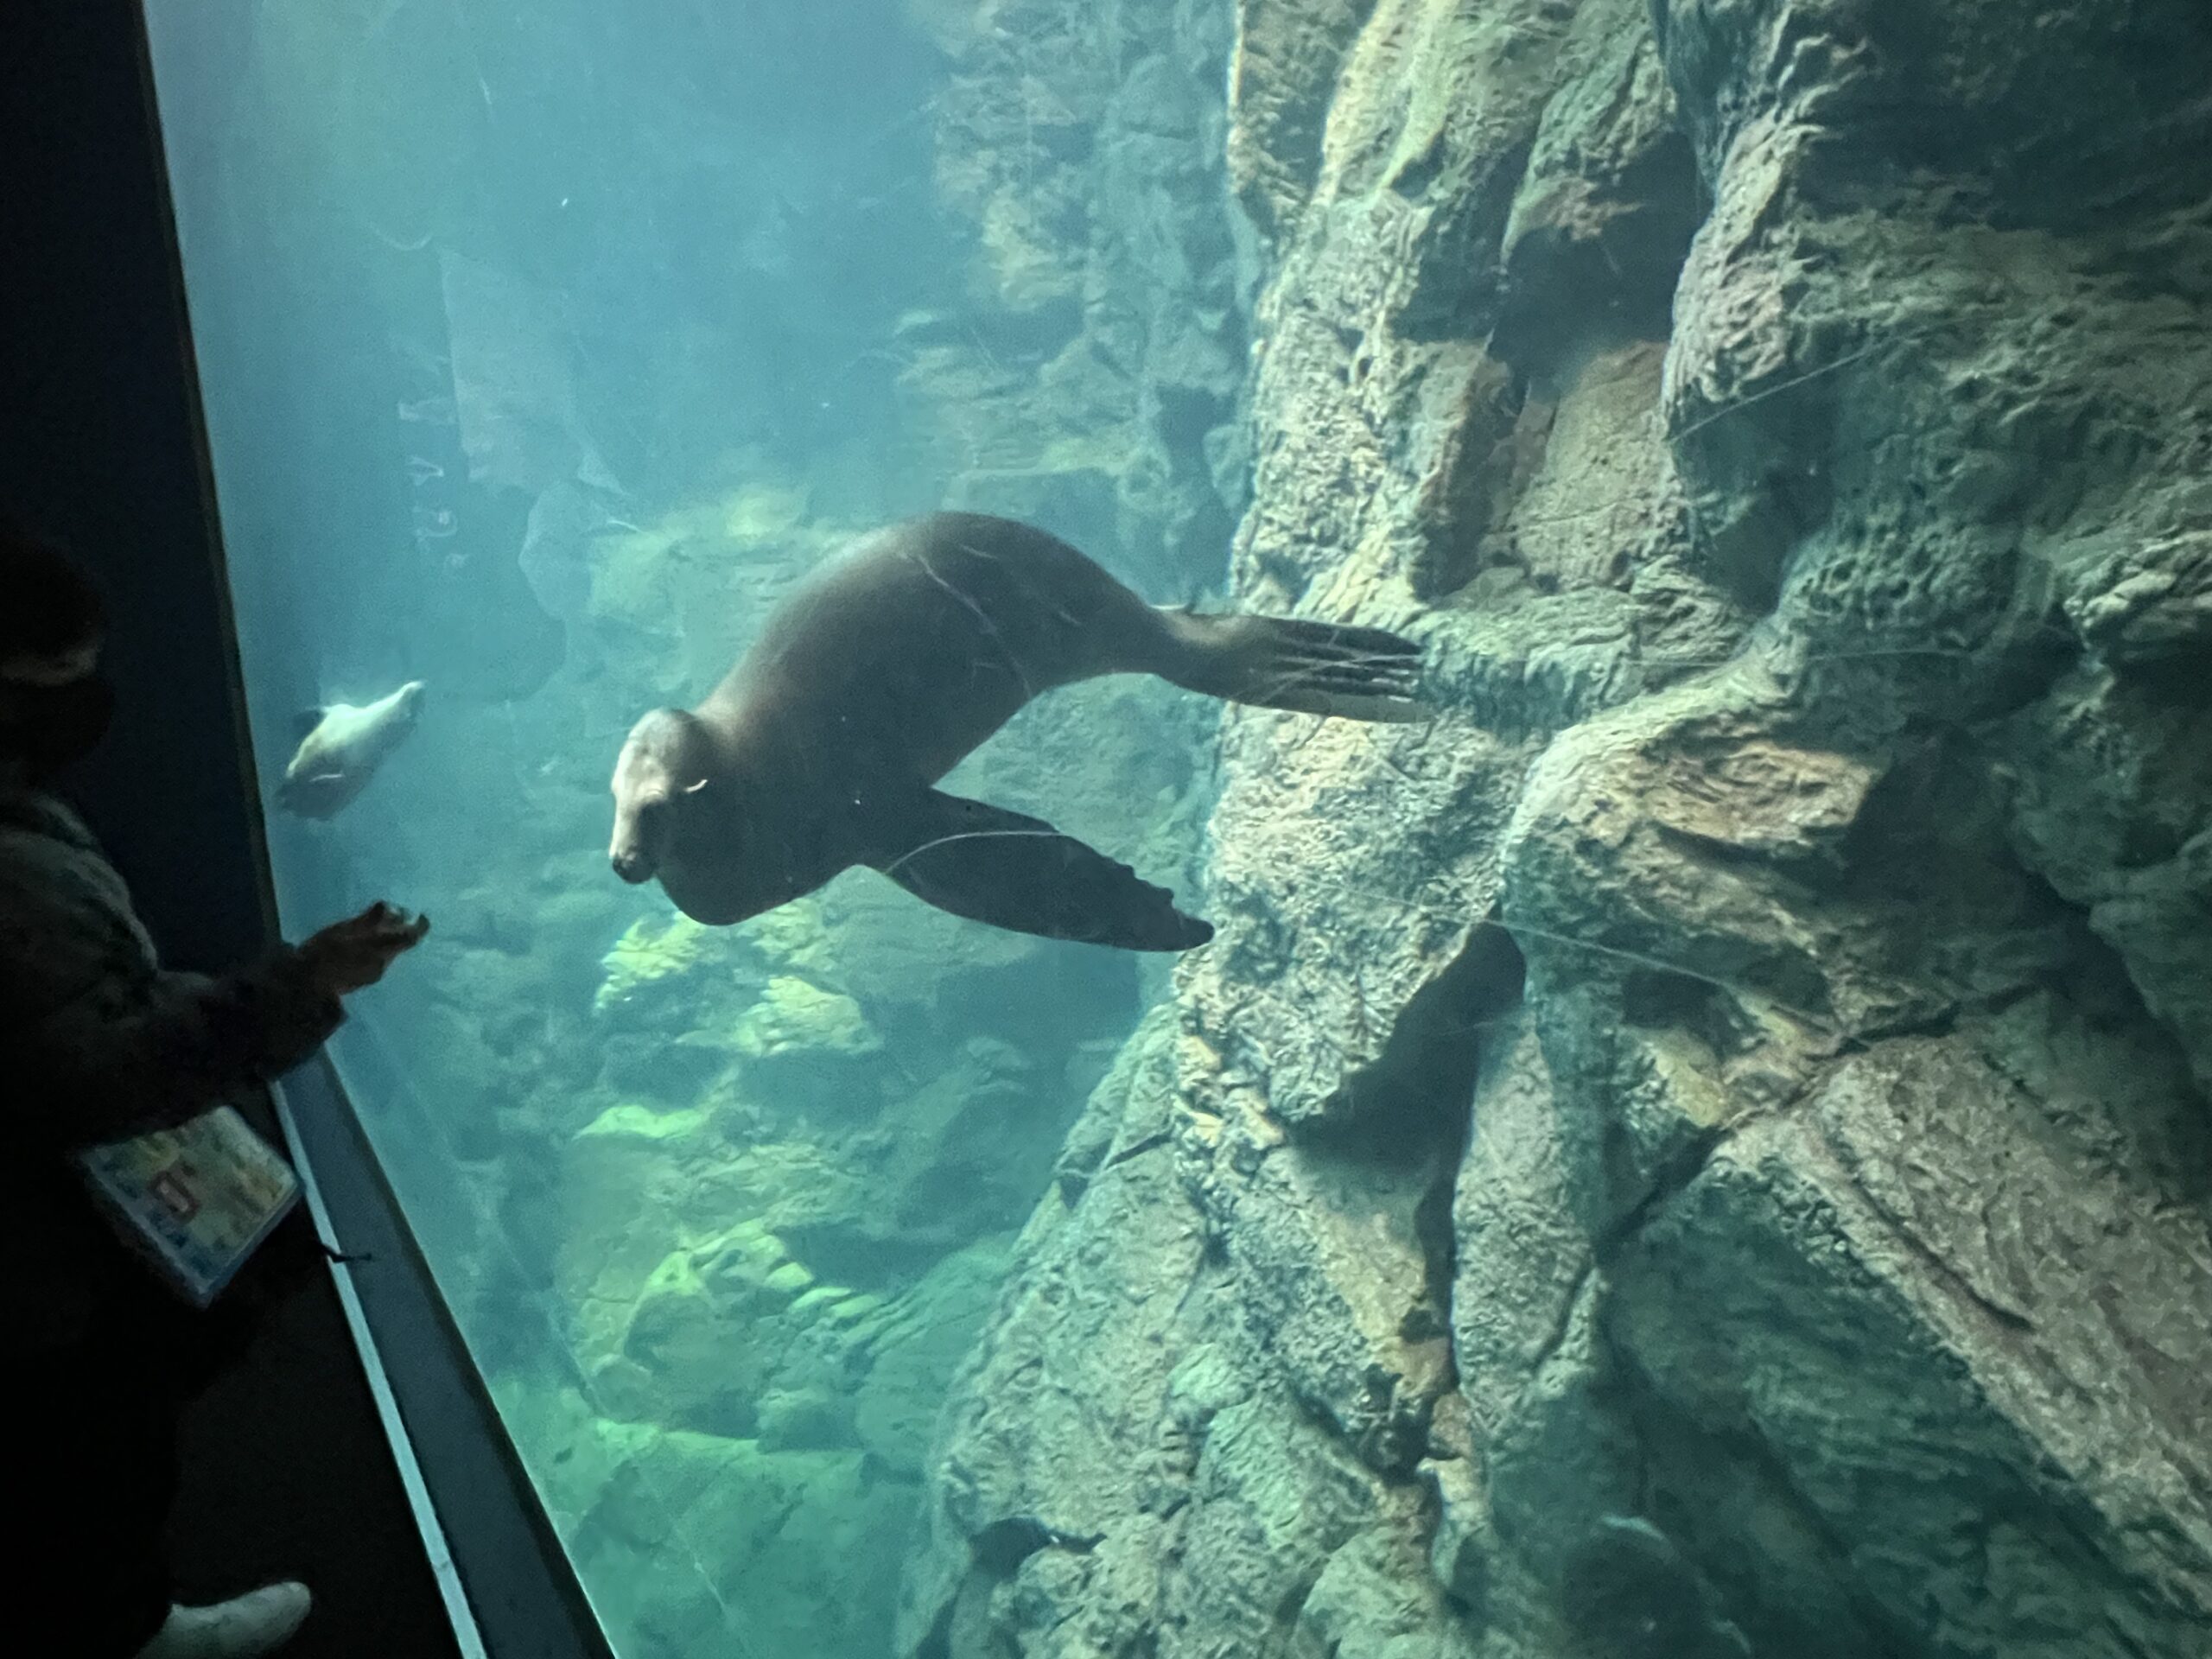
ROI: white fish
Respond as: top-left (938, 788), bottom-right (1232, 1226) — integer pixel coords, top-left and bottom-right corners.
top-left (276, 681), bottom-right (426, 819)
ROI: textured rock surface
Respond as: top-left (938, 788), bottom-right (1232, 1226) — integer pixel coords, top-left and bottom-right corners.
top-left (902, 2), bottom-right (2212, 1656)
top-left (906, 0), bottom-right (1250, 594)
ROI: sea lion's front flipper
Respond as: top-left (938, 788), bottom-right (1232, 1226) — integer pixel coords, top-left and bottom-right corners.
top-left (872, 791), bottom-right (1212, 951)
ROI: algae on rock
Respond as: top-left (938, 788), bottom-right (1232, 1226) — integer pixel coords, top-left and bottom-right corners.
top-left (901, 3), bottom-right (2212, 1656)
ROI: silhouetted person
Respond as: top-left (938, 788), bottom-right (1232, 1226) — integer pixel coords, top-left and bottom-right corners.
top-left (0, 526), bottom-right (428, 1659)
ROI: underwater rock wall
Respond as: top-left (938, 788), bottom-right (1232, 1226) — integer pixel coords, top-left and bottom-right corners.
top-left (902, 0), bottom-right (1251, 594)
top-left (900, 2), bottom-right (2212, 1655)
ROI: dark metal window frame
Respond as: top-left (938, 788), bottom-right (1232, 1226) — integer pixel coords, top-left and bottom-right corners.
top-left (276, 1054), bottom-right (616, 1659)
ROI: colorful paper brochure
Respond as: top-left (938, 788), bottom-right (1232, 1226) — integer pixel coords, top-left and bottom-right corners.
top-left (76, 1103), bottom-right (302, 1307)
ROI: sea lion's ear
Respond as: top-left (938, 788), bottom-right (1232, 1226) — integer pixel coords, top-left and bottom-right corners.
top-left (292, 709), bottom-right (326, 739)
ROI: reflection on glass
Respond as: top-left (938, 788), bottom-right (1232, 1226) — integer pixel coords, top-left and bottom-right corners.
top-left (146, 4), bottom-right (2212, 1658)
top-left (143, 4), bottom-right (1243, 1653)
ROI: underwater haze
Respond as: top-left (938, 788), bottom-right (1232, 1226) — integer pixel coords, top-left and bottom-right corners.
top-left (146, 2), bottom-right (2212, 1658)
top-left (148, 1), bottom-right (1243, 1652)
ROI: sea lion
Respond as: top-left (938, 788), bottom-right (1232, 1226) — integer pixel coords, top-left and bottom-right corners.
top-left (607, 513), bottom-right (1426, 950)
top-left (277, 681), bottom-right (426, 818)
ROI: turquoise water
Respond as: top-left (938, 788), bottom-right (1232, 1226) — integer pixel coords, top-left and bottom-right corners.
top-left (145, 3), bottom-right (1238, 1653)
top-left (139, 4), bottom-right (2212, 1657)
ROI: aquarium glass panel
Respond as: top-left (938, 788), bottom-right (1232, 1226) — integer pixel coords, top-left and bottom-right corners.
top-left (143, 4), bottom-right (1248, 1654)
top-left (142, 2), bottom-right (2200, 1655)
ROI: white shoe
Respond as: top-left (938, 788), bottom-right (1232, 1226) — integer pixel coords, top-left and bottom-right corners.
top-left (133, 1581), bottom-right (313, 1659)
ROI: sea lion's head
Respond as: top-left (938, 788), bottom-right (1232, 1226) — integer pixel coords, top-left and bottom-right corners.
top-left (610, 708), bottom-right (714, 884)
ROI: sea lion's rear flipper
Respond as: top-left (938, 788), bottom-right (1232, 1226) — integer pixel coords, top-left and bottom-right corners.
top-left (1156, 611), bottom-right (1430, 722)
top-left (872, 791), bottom-right (1212, 951)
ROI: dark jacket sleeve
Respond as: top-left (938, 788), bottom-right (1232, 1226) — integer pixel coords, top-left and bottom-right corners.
top-left (21, 947), bottom-right (344, 1152)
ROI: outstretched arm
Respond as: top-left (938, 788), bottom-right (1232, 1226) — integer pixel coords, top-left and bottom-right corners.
top-left (19, 949), bottom-right (345, 1151)
top-left (0, 808), bottom-right (428, 1151)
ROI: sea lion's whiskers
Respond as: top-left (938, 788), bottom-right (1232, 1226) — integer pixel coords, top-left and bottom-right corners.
top-left (880, 828), bottom-right (1070, 880)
